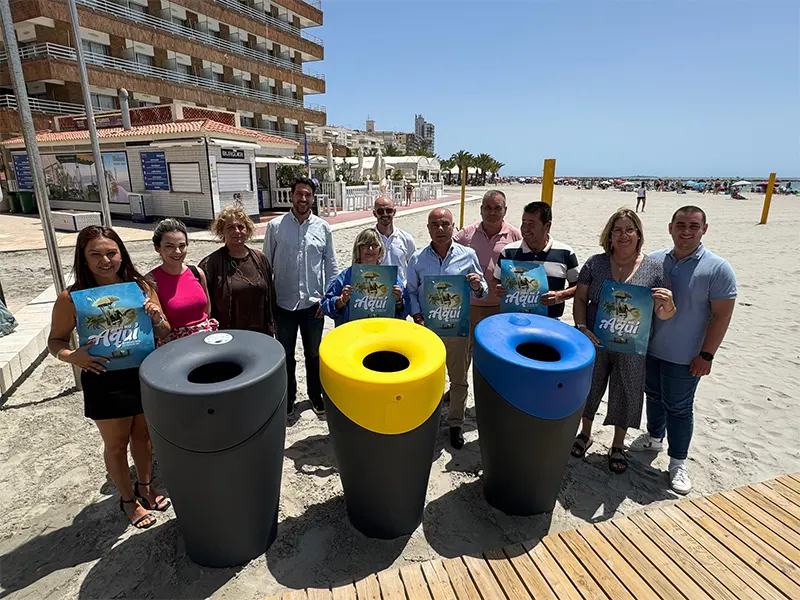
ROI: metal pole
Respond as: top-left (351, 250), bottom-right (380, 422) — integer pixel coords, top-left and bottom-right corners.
top-left (0, 0), bottom-right (81, 389)
top-left (65, 0), bottom-right (113, 227)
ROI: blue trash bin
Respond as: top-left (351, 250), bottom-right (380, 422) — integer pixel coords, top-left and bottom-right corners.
top-left (473, 314), bottom-right (595, 515)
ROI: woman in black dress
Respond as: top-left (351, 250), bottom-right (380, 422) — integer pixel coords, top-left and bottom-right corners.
top-left (48, 226), bottom-right (172, 529)
top-left (199, 204), bottom-right (276, 336)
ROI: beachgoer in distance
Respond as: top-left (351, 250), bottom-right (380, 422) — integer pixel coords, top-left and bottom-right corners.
top-left (322, 228), bottom-right (408, 327)
top-left (48, 226), bottom-right (171, 529)
top-left (572, 209), bottom-right (676, 474)
top-left (148, 218), bottom-right (217, 345)
top-left (406, 208), bottom-right (488, 449)
top-left (264, 177), bottom-right (338, 417)
top-left (199, 205), bottom-right (276, 336)
top-left (630, 206), bottom-right (736, 495)
top-left (373, 195), bottom-right (416, 284)
top-left (636, 182), bottom-right (647, 212)
top-left (405, 181), bottom-right (414, 205)
top-left (495, 201), bottom-right (580, 319)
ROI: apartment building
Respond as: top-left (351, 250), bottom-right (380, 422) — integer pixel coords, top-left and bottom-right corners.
top-left (0, 0), bottom-right (327, 149)
top-left (414, 113), bottom-right (434, 153)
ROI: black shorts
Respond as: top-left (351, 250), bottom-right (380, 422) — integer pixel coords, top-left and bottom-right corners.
top-left (82, 368), bottom-right (143, 420)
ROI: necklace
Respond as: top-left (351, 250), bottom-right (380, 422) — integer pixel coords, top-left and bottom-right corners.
top-left (231, 256), bottom-right (261, 287)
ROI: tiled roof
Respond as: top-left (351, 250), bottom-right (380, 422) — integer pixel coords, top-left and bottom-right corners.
top-left (1, 119), bottom-right (298, 147)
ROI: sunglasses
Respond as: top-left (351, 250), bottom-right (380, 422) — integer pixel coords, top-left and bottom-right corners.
top-left (375, 208), bottom-right (395, 216)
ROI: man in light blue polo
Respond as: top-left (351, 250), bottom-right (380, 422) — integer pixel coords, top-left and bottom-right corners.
top-left (631, 205), bottom-right (736, 495)
top-left (407, 207), bottom-right (487, 450)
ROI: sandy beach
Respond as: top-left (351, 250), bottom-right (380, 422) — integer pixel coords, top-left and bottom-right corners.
top-left (1, 184), bottom-right (798, 599)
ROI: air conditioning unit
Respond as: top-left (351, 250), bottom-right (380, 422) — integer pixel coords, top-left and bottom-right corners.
top-left (129, 193), bottom-right (154, 223)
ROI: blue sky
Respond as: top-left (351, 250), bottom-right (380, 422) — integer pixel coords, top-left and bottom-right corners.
top-left (315, 0), bottom-right (798, 177)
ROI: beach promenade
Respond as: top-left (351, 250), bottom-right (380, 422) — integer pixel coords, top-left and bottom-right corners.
top-left (0, 185), bottom-right (798, 599)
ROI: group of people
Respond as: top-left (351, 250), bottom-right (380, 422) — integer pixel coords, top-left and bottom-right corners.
top-left (46, 178), bottom-right (736, 530)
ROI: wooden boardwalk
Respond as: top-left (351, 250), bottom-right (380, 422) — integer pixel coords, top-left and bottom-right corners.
top-left (271, 473), bottom-right (800, 599)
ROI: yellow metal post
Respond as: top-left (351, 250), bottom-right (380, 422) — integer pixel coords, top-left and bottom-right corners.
top-left (541, 158), bottom-right (556, 206)
top-left (759, 172), bottom-right (777, 224)
top-left (459, 168), bottom-right (467, 228)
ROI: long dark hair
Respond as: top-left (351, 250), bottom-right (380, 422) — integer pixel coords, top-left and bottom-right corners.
top-left (71, 226), bottom-right (151, 292)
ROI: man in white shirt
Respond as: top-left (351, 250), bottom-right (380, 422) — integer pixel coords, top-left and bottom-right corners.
top-left (373, 196), bottom-right (416, 284)
top-left (636, 182), bottom-right (647, 213)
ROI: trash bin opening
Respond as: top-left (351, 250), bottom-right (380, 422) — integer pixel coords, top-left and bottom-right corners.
top-left (362, 351), bottom-right (410, 373)
top-left (515, 342), bottom-right (561, 362)
top-left (187, 361), bottom-right (243, 384)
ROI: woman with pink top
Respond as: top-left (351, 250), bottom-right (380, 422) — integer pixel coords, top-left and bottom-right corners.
top-left (148, 219), bottom-right (218, 345)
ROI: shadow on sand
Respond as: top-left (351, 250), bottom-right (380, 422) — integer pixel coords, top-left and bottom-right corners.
top-left (284, 433), bottom-right (338, 478)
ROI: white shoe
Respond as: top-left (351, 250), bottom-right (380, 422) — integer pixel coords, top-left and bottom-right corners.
top-left (669, 463), bottom-right (692, 495)
top-left (629, 434), bottom-right (664, 452)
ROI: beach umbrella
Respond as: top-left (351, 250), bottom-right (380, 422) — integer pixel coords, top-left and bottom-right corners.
top-left (356, 146), bottom-right (364, 180)
top-left (684, 180), bottom-right (698, 186)
top-left (371, 147), bottom-right (383, 180)
top-left (733, 180), bottom-right (751, 187)
top-left (325, 142), bottom-right (336, 182)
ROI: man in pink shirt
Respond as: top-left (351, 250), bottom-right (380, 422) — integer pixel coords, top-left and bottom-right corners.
top-left (451, 190), bottom-right (522, 400)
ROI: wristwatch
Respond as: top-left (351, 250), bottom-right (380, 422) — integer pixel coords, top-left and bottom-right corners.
top-left (699, 351), bottom-right (714, 362)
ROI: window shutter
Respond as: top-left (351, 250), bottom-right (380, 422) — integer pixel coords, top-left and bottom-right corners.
top-left (168, 163), bottom-right (202, 193)
top-left (217, 163), bottom-right (252, 192)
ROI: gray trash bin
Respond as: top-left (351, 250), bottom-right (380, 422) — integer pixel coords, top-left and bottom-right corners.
top-left (140, 330), bottom-right (287, 567)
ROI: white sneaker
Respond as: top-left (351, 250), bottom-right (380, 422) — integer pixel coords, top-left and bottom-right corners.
top-left (628, 434), bottom-right (665, 452)
top-left (669, 464), bottom-right (692, 495)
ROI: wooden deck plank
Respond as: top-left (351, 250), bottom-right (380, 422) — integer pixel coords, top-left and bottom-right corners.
top-left (442, 557), bottom-right (481, 600)
top-left (377, 568), bottom-right (408, 600)
top-left (462, 554), bottom-right (506, 599)
top-left (642, 509), bottom-right (761, 600)
top-left (283, 591), bottom-right (309, 600)
top-left (502, 543), bottom-right (558, 600)
top-left (399, 564), bottom-right (434, 600)
top-left (420, 561), bottom-right (456, 600)
top-left (714, 492), bottom-right (800, 554)
top-left (689, 498), bottom-right (800, 587)
top-left (757, 482), bottom-right (800, 523)
top-left (483, 548), bottom-right (532, 599)
top-left (595, 520), bottom-right (686, 600)
top-left (524, 540), bottom-right (584, 600)
top-left (558, 530), bottom-right (636, 600)
top-left (675, 501), bottom-right (799, 598)
top-left (628, 512), bottom-right (740, 600)
top-left (782, 473), bottom-right (800, 491)
top-left (542, 535), bottom-right (609, 600)
top-left (307, 589), bottom-right (333, 600)
top-left (354, 574), bottom-right (381, 600)
top-left (659, 505), bottom-right (785, 600)
top-left (727, 487), bottom-right (800, 541)
top-left (331, 582), bottom-right (357, 600)
top-left (612, 517), bottom-right (714, 600)
top-left (577, 526), bottom-right (659, 600)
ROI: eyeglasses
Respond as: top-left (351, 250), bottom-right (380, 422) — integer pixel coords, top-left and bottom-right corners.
top-left (375, 208), bottom-right (395, 216)
top-left (360, 243), bottom-right (381, 251)
top-left (611, 227), bottom-right (638, 237)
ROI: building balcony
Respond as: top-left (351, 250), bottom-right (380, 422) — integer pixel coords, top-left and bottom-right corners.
top-left (0, 94), bottom-right (87, 115)
top-left (0, 43), bottom-right (326, 123)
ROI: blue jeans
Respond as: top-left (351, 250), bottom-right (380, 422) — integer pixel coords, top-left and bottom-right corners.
top-left (644, 355), bottom-right (700, 460)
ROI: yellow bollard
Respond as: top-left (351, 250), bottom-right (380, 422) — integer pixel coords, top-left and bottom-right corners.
top-left (759, 172), bottom-right (777, 224)
top-left (459, 168), bottom-right (467, 228)
top-left (541, 158), bottom-right (556, 206)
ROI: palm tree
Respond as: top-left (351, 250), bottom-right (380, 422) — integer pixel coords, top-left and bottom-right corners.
top-left (384, 144), bottom-right (402, 157)
top-left (474, 153), bottom-right (493, 185)
top-left (439, 158), bottom-right (455, 184)
top-left (450, 150), bottom-right (474, 184)
top-left (489, 159), bottom-right (505, 182)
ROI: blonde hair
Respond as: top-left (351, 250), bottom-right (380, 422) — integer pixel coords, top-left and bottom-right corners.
top-left (210, 203), bottom-right (256, 243)
top-left (352, 228), bottom-right (386, 264)
top-left (599, 208), bottom-right (644, 254)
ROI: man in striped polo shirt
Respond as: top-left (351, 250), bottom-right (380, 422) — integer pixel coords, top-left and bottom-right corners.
top-left (494, 201), bottom-right (579, 318)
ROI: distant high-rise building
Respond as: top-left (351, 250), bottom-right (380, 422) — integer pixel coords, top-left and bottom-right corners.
top-left (415, 114), bottom-right (435, 152)
top-left (366, 119), bottom-right (376, 133)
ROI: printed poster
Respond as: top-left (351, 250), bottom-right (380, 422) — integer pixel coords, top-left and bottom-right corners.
top-left (421, 275), bottom-right (470, 337)
top-left (500, 260), bottom-right (549, 315)
top-left (350, 264), bottom-right (397, 320)
top-left (593, 281), bottom-right (654, 355)
top-left (71, 283), bottom-right (155, 370)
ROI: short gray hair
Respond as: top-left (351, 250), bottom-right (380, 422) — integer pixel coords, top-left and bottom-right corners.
top-left (482, 189), bottom-right (506, 206)
top-left (352, 228), bottom-right (386, 264)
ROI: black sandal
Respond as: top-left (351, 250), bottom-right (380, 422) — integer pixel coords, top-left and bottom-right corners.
top-left (135, 481), bottom-right (171, 512)
top-left (608, 447), bottom-right (628, 474)
top-left (120, 497), bottom-right (156, 529)
top-left (571, 433), bottom-right (593, 458)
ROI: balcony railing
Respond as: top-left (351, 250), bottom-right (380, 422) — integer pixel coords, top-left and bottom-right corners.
top-left (0, 94), bottom-right (87, 115)
top-left (75, 0), bottom-right (324, 82)
top-left (213, 0), bottom-right (323, 46)
top-left (301, 0), bottom-right (322, 10)
top-left (2, 43), bottom-right (326, 114)
top-left (244, 125), bottom-right (305, 141)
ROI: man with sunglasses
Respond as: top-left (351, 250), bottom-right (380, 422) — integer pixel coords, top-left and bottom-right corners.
top-left (373, 196), bottom-right (416, 284)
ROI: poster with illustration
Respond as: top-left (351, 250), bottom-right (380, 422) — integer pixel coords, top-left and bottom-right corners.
top-left (593, 281), bottom-right (654, 355)
top-left (39, 152), bottom-right (131, 205)
top-left (71, 283), bottom-right (155, 370)
top-left (421, 275), bottom-right (470, 337)
top-left (500, 260), bottom-right (549, 315)
top-left (350, 264), bottom-right (397, 320)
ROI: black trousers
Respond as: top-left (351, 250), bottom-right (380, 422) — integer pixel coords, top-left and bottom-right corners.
top-left (275, 304), bottom-right (324, 402)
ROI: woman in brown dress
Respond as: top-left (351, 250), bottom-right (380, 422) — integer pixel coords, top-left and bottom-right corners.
top-left (199, 204), bottom-right (276, 336)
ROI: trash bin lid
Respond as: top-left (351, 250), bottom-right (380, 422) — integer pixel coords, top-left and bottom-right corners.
top-left (139, 330), bottom-right (286, 452)
top-left (474, 314), bottom-right (595, 419)
top-left (320, 318), bottom-right (446, 435)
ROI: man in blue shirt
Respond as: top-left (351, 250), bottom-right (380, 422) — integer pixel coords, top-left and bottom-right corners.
top-left (407, 208), bottom-right (488, 449)
top-left (631, 205), bottom-right (736, 495)
top-left (264, 177), bottom-right (338, 417)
